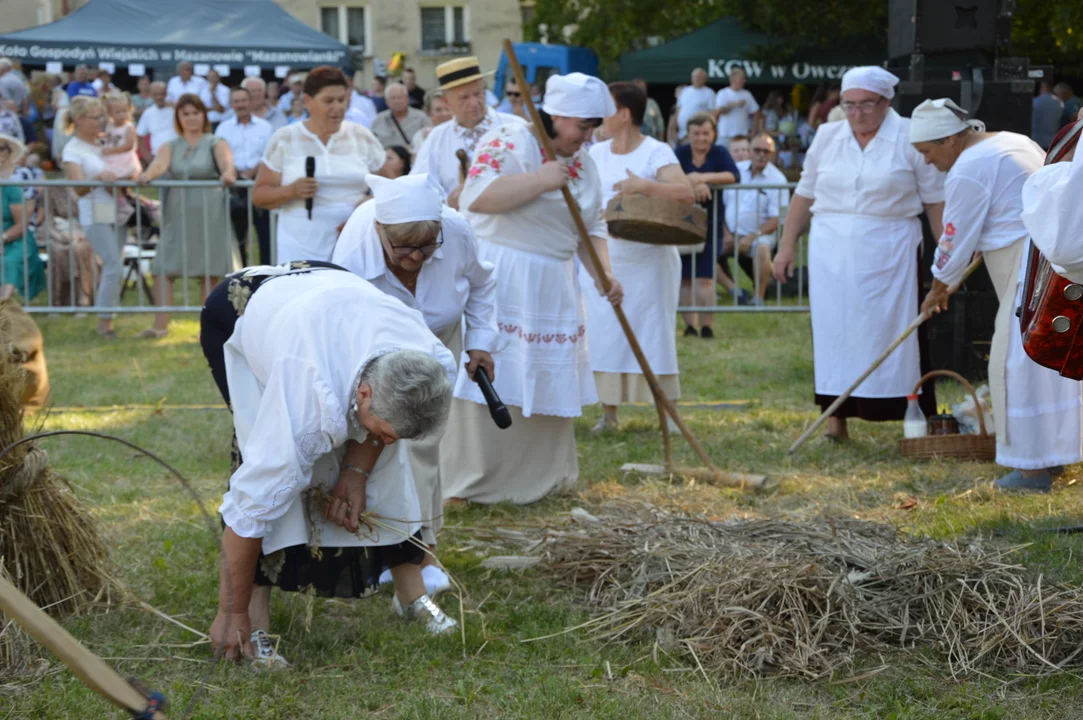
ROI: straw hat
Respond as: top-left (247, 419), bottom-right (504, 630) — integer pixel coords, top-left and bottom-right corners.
top-left (0, 134), bottom-right (27, 178)
top-left (435, 56), bottom-right (493, 91)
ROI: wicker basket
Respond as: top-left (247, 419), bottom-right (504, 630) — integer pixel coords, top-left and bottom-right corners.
top-left (897, 370), bottom-right (996, 462)
top-left (605, 195), bottom-right (708, 246)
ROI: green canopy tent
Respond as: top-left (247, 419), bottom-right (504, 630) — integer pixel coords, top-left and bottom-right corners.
top-left (618, 17), bottom-right (885, 85)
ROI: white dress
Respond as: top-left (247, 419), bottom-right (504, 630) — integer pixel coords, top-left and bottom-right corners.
top-left (443, 122), bottom-right (608, 504)
top-left (260, 121), bottom-right (385, 263)
top-left (796, 109), bottom-right (945, 411)
top-left (332, 201), bottom-right (502, 541)
top-left (580, 136), bottom-right (683, 405)
top-left (220, 269), bottom-right (457, 554)
top-left (410, 108), bottom-right (526, 197)
top-left (1020, 127), bottom-right (1083, 284)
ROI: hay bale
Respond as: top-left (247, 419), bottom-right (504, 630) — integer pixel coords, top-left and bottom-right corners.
top-left (528, 503), bottom-right (1083, 679)
top-left (0, 348), bottom-right (111, 616)
top-left (0, 300), bottom-right (49, 411)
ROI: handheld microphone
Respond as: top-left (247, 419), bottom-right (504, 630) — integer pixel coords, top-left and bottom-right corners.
top-left (474, 367), bottom-right (511, 429)
top-left (304, 156), bottom-right (315, 220)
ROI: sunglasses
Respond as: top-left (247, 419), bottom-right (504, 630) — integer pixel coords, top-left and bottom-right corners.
top-left (506, 91), bottom-right (522, 98)
top-left (750, 147), bottom-right (772, 155)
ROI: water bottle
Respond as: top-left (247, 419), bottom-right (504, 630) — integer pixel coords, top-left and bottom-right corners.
top-left (903, 394), bottom-right (927, 439)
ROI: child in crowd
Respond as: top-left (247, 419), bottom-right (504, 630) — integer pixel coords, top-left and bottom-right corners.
top-left (100, 92), bottom-right (141, 226)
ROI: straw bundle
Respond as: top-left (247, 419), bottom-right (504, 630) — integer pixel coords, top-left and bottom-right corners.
top-left (524, 503), bottom-right (1083, 679)
top-left (0, 345), bottom-right (111, 622)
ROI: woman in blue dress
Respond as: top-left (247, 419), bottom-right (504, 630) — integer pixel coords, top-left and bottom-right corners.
top-left (0, 135), bottom-right (44, 302)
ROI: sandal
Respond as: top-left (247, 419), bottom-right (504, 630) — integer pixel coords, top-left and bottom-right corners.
top-left (136, 328), bottom-right (169, 339)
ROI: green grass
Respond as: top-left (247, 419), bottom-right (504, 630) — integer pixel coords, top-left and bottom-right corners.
top-left (6, 312), bottom-right (1083, 719)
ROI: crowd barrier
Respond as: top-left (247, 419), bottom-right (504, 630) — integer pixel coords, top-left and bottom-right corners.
top-left (0, 178), bottom-right (805, 315)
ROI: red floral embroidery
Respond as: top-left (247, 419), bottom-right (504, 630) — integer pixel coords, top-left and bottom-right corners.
top-left (468, 131), bottom-right (514, 180)
top-left (499, 322), bottom-right (586, 344)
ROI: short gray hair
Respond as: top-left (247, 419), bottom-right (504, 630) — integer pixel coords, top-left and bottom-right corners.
top-left (360, 350), bottom-right (452, 439)
top-left (0, 58), bottom-right (11, 71)
top-left (149, 81), bottom-right (166, 91)
top-left (242, 76), bottom-right (267, 92)
top-left (384, 82), bottom-right (408, 101)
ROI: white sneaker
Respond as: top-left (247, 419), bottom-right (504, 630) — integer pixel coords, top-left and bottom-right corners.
top-left (249, 630), bottom-right (289, 671)
top-left (421, 565), bottom-right (451, 596)
top-left (391, 593), bottom-right (458, 635)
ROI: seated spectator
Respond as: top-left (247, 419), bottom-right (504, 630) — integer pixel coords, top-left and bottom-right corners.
top-left (720, 133), bottom-right (782, 306)
top-left (0, 101), bottom-right (23, 143)
top-left (727, 134), bottom-right (750, 163)
top-left (411, 88), bottom-right (451, 153)
top-left (276, 73), bottom-right (305, 113)
top-left (66, 66), bottom-right (98, 99)
top-left (43, 182), bottom-right (95, 310)
top-left (0, 135), bottom-right (45, 301)
top-left (165, 62), bottom-right (208, 104)
top-left (371, 83), bottom-right (431, 149)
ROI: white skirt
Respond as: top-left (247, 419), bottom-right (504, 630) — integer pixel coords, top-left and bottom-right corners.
top-left (809, 213), bottom-right (922, 398)
top-left (580, 236), bottom-right (680, 376)
top-left (453, 242), bottom-right (596, 417)
top-left (275, 204), bottom-right (355, 264)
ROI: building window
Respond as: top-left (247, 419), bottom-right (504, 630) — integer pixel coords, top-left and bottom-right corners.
top-left (421, 6), bottom-right (470, 52)
top-left (320, 5), bottom-right (370, 52)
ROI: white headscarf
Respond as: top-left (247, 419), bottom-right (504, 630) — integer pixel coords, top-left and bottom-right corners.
top-left (841, 66), bottom-right (900, 100)
top-left (542, 73), bottom-right (616, 119)
top-left (909, 98), bottom-right (986, 143)
top-left (365, 173), bottom-right (443, 225)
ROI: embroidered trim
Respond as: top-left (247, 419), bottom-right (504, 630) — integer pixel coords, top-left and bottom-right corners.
top-left (498, 322), bottom-right (586, 345)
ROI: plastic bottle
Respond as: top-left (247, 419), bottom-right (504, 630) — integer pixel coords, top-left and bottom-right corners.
top-left (903, 394), bottom-right (927, 438)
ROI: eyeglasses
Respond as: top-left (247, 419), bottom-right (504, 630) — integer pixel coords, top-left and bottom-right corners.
top-left (384, 225), bottom-right (444, 257)
top-left (506, 91), bottom-right (521, 98)
top-left (750, 147), bottom-right (772, 155)
top-left (839, 99), bottom-right (884, 114)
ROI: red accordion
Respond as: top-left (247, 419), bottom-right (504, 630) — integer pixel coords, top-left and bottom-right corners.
top-left (1020, 119), bottom-right (1083, 380)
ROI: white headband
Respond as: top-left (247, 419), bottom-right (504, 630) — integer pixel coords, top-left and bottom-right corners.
top-left (841, 66), bottom-right (899, 100)
top-left (365, 173), bottom-right (443, 225)
top-left (909, 98), bottom-right (986, 143)
top-left (542, 73), bottom-right (616, 119)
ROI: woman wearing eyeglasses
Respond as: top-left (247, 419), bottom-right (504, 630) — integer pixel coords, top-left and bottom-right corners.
top-left (772, 66), bottom-right (946, 443)
top-left (332, 172), bottom-right (499, 594)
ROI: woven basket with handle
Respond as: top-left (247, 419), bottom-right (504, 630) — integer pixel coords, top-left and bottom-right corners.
top-left (897, 370), bottom-right (996, 462)
top-left (605, 195), bottom-right (708, 246)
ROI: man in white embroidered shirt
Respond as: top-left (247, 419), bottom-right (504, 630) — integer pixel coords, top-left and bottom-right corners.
top-left (410, 56), bottom-right (525, 208)
top-left (216, 86), bottom-right (273, 265)
top-left (722, 133), bottom-right (781, 305)
top-left (165, 61), bottom-right (209, 104)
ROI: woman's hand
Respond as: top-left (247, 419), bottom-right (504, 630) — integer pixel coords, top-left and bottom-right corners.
top-left (209, 610), bottom-right (253, 662)
top-left (536, 161), bottom-right (570, 192)
top-left (597, 273), bottom-right (623, 306)
top-left (772, 245), bottom-right (796, 284)
top-left (136, 172), bottom-right (152, 185)
top-left (465, 349), bottom-right (495, 381)
top-left (290, 176), bottom-right (319, 201)
top-left (98, 170), bottom-right (118, 184)
top-left (921, 281), bottom-right (951, 318)
top-left (326, 467), bottom-right (367, 533)
top-left (613, 168), bottom-right (648, 196)
top-left (220, 168), bottom-right (237, 187)
top-left (692, 182), bottom-right (711, 203)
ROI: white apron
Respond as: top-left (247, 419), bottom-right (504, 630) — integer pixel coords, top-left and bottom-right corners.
top-left (275, 203), bottom-right (355, 263)
top-left (809, 212), bottom-right (922, 398)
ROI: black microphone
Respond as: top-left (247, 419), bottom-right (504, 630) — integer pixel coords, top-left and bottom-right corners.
top-left (474, 367), bottom-right (511, 429)
top-left (304, 156), bottom-right (315, 220)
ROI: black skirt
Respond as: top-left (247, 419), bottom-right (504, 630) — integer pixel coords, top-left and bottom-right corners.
top-left (202, 263), bottom-right (424, 599)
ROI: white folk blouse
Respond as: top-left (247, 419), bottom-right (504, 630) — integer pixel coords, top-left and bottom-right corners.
top-left (410, 108), bottom-right (526, 196)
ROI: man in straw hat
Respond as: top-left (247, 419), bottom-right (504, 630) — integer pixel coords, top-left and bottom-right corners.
top-left (912, 98), bottom-right (1082, 494)
top-left (411, 56), bottom-right (525, 209)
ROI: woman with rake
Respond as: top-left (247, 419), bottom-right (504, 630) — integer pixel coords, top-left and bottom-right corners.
top-left (200, 264), bottom-right (459, 668)
top-left (912, 99), bottom-right (1082, 493)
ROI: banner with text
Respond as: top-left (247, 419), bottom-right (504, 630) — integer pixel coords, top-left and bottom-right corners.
top-left (0, 41), bottom-right (347, 69)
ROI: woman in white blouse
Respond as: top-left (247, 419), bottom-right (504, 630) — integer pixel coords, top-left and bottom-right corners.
top-left (252, 66), bottom-right (385, 263)
top-left (773, 67), bottom-right (945, 443)
top-left (333, 172), bottom-right (499, 593)
top-left (913, 99), bottom-right (1082, 492)
top-left (581, 81), bottom-right (694, 433)
top-left (201, 264), bottom-right (458, 666)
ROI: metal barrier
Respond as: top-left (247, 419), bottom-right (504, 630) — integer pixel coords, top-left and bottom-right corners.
top-left (677, 181), bottom-right (808, 314)
top-left (0, 177), bottom-right (258, 314)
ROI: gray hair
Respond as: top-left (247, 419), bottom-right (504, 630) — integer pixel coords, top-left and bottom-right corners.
top-left (242, 76), bottom-right (267, 92)
top-left (149, 80), bottom-right (166, 91)
top-left (0, 58), bottom-right (11, 71)
top-left (360, 350), bottom-right (452, 439)
top-left (422, 88), bottom-right (445, 114)
top-left (384, 82), bottom-right (408, 101)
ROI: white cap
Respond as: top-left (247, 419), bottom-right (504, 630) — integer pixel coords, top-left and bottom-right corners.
top-left (841, 66), bottom-right (900, 100)
top-left (365, 173), bottom-right (443, 225)
top-left (909, 98), bottom-right (986, 143)
top-left (542, 73), bottom-right (616, 119)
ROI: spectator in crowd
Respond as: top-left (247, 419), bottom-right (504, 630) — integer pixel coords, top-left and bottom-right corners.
top-left (12, 145), bottom-right (45, 233)
top-left (636, 79), bottom-right (665, 141)
top-left (237, 77), bottom-right (287, 131)
top-left (1054, 82), bottom-right (1081, 129)
top-left (66, 65), bottom-right (97, 99)
top-left (761, 90), bottom-right (785, 135)
top-left (0, 59), bottom-right (28, 109)
top-left (137, 94), bottom-right (238, 339)
top-left (266, 81), bottom-right (281, 105)
top-left (721, 133), bottom-right (781, 306)
top-left (403, 67), bottom-right (426, 109)
top-left (276, 73), bottom-right (305, 113)
top-left (44, 179), bottom-right (95, 310)
top-left (727, 135), bottom-right (750, 163)
top-left (101, 92), bottom-right (142, 231)
top-left (216, 86), bottom-right (273, 266)
top-left (807, 85), bottom-right (840, 131)
top-left (92, 68), bottom-right (117, 95)
top-left (676, 112), bottom-right (739, 334)
top-left (411, 88), bottom-right (451, 153)
top-left (50, 76), bottom-right (72, 160)
top-left (131, 76), bottom-right (154, 118)
top-left (286, 95), bottom-right (305, 125)
top-left (201, 70), bottom-right (231, 127)
top-left (31, 74), bottom-right (57, 142)
top-left (253, 66), bottom-right (385, 262)
top-left (371, 83), bottom-right (431, 149)
top-left (136, 81), bottom-right (177, 163)
top-left (496, 79), bottom-right (528, 119)
top-left (1032, 81), bottom-right (1064, 151)
top-left (666, 84), bottom-right (686, 145)
top-left (165, 62), bottom-right (208, 104)
top-left (344, 68), bottom-right (377, 127)
top-left (367, 75), bottom-right (389, 113)
top-left (0, 101), bottom-right (23, 143)
top-left (674, 68), bottom-right (715, 145)
top-left (62, 96), bottom-right (125, 338)
top-left (0, 137), bottom-right (45, 301)
top-left (377, 146), bottom-right (411, 179)
top-left (714, 67), bottom-right (761, 149)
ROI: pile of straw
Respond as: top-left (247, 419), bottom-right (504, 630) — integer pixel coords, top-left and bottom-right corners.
top-left (0, 346), bottom-right (112, 623)
top-left (521, 503), bottom-right (1083, 679)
